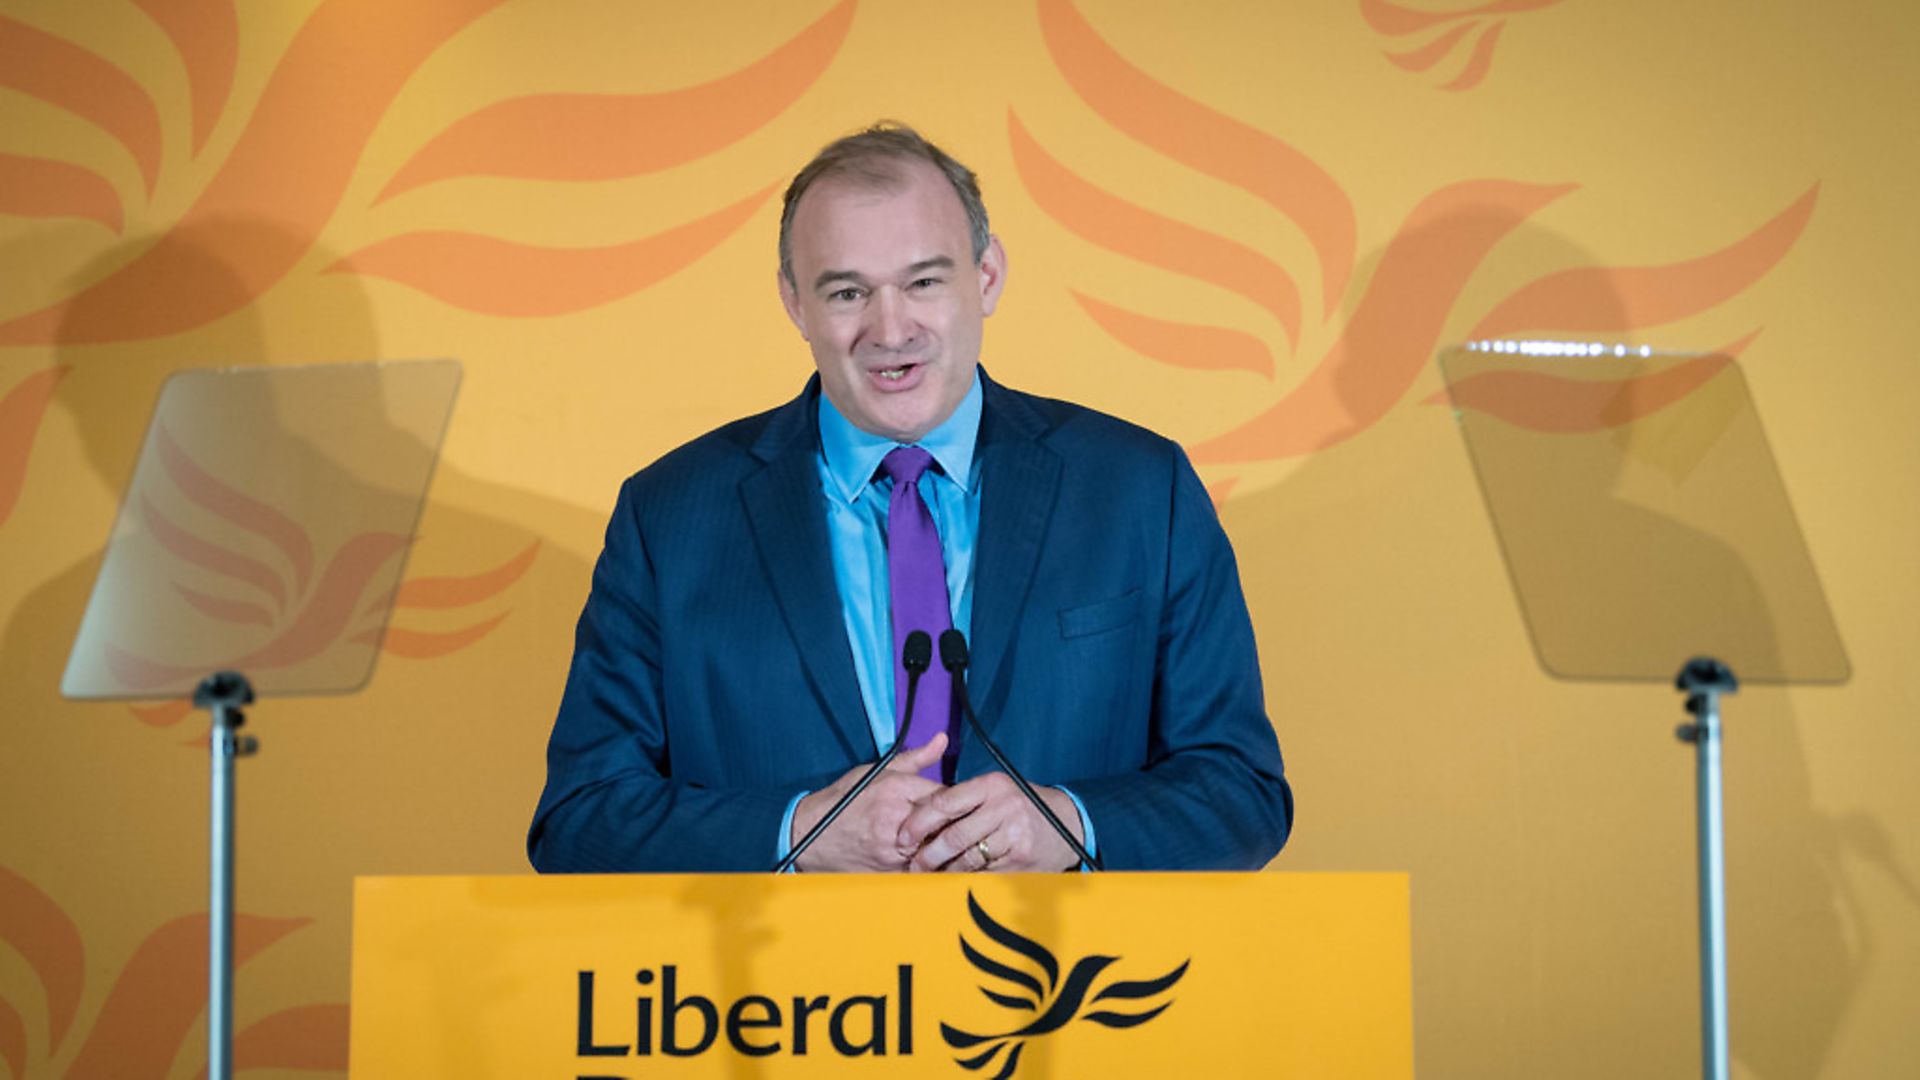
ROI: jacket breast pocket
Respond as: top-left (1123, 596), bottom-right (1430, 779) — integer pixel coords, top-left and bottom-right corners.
top-left (1044, 590), bottom-right (1146, 772)
top-left (1057, 589), bottom-right (1142, 639)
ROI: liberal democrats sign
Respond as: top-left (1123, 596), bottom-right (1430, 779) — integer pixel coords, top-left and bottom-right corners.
top-left (349, 873), bottom-right (1410, 1077)
top-left (569, 892), bottom-right (1186, 1077)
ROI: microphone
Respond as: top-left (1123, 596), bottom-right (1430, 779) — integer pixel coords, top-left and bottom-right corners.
top-left (773, 630), bottom-right (933, 873)
top-left (938, 629), bottom-right (1102, 871)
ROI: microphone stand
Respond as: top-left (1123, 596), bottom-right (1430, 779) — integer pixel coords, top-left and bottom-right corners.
top-left (939, 630), bottom-right (1101, 871)
top-left (773, 631), bottom-right (932, 873)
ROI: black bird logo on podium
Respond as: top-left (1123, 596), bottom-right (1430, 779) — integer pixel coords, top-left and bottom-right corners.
top-left (940, 892), bottom-right (1189, 1079)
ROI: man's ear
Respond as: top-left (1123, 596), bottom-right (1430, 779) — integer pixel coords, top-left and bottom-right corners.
top-left (978, 235), bottom-right (1008, 317)
top-left (777, 267), bottom-right (808, 340)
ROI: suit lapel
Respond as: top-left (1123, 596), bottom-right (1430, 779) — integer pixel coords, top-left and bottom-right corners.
top-left (740, 382), bottom-right (873, 759)
top-left (966, 376), bottom-right (1060, 730)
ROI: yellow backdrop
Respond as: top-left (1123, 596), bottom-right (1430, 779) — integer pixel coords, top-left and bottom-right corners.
top-left (2, 1), bottom-right (1915, 1077)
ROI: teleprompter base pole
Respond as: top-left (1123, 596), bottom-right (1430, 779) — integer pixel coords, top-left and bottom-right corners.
top-left (1675, 657), bottom-right (1737, 1080)
top-left (195, 671), bottom-right (257, 1080)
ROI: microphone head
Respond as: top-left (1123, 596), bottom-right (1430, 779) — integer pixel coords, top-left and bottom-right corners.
top-left (938, 628), bottom-right (969, 672)
top-left (903, 630), bottom-right (932, 674)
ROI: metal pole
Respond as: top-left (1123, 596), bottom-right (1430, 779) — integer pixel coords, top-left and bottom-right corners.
top-left (209, 708), bottom-right (236, 1080)
top-left (196, 672), bottom-right (256, 1080)
top-left (1676, 658), bottom-right (1736, 1080)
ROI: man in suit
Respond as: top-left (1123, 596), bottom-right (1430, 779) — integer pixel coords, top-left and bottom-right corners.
top-left (529, 124), bottom-right (1290, 873)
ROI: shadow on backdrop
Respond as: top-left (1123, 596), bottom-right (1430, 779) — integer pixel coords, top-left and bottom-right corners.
top-left (0, 221), bottom-right (601, 1074)
top-left (1219, 212), bottom-right (1859, 1080)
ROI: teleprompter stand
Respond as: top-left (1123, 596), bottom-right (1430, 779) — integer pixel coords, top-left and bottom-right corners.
top-left (195, 671), bottom-right (256, 1080)
top-left (1440, 342), bottom-right (1848, 1080)
top-left (62, 360), bottom-right (462, 1080)
top-left (1674, 657), bottom-right (1737, 1080)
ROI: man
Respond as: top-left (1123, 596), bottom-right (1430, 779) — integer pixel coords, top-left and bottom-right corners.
top-left (529, 123), bottom-right (1290, 872)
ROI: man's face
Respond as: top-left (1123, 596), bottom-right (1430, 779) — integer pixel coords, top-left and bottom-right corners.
top-left (779, 159), bottom-right (1006, 444)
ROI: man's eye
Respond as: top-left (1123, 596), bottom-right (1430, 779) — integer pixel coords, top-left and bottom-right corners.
top-left (910, 277), bottom-right (943, 290)
top-left (828, 288), bottom-right (863, 303)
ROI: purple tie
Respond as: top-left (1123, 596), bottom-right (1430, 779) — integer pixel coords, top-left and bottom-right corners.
top-left (883, 447), bottom-right (956, 782)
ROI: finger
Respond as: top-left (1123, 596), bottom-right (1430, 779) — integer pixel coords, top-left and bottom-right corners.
top-left (932, 779), bottom-right (1057, 871)
top-left (847, 769), bottom-right (933, 837)
top-left (887, 730), bottom-right (947, 774)
top-left (934, 773), bottom-right (1005, 807)
top-left (909, 774), bottom-right (1006, 838)
top-left (931, 824), bottom-right (1002, 873)
top-left (951, 833), bottom-right (998, 873)
top-left (879, 774), bottom-right (942, 802)
top-left (897, 780), bottom-right (989, 854)
top-left (912, 803), bottom-right (1004, 872)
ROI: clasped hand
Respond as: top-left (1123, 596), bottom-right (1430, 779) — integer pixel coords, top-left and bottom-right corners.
top-left (788, 733), bottom-right (1083, 873)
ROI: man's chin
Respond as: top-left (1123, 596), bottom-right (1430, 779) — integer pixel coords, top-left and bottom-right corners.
top-left (865, 406), bottom-right (944, 444)
top-left (845, 385), bottom-right (937, 442)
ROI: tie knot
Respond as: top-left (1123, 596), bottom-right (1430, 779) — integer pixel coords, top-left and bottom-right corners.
top-left (881, 445), bottom-right (935, 487)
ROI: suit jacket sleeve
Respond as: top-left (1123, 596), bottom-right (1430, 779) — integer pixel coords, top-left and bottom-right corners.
top-left (964, 391), bottom-right (1291, 872)
top-left (527, 472), bottom-right (832, 872)
top-left (1061, 444), bottom-right (1291, 870)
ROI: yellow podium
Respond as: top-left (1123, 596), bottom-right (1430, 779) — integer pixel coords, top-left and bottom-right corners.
top-left (349, 873), bottom-right (1410, 1078)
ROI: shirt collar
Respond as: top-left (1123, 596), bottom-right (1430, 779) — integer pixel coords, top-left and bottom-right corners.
top-left (818, 367), bottom-right (983, 505)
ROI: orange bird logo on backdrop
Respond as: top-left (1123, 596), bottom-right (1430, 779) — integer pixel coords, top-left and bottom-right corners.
top-left (336, 1), bottom-right (854, 315)
top-left (2, 2), bottom-right (545, 705)
top-left (1024, 0), bottom-right (1814, 473)
top-left (0, 4), bottom-right (858, 1072)
top-left (0, 0), bottom-right (853, 341)
top-left (0, 865), bottom-right (344, 1079)
top-left (0, 0), bottom-right (857, 727)
top-left (98, 422), bottom-right (540, 704)
top-left (117, 413), bottom-right (542, 733)
top-left (1362, 0), bottom-right (1566, 91)
top-left (0, 0), bottom-right (518, 345)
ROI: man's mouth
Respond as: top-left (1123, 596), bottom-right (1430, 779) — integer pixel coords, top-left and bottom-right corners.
top-left (872, 361), bottom-right (920, 383)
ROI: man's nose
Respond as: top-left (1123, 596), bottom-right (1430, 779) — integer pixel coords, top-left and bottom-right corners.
top-left (867, 287), bottom-right (916, 350)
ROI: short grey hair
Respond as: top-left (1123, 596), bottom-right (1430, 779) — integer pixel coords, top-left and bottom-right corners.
top-left (778, 121), bottom-right (991, 286)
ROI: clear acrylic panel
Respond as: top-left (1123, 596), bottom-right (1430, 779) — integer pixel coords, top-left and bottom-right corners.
top-left (62, 359), bottom-right (461, 700)
top-left (1440, 342), bottom-right (1847, 684)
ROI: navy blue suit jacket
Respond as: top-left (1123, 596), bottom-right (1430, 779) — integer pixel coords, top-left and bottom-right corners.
top-left (528, 372), bottom-right (1291, 871)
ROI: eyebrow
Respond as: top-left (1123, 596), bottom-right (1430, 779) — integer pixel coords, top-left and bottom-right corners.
top-left (906, 256), bottom-right (956, 276)
top-left (811, 269), bottom-right (865, 292)
top-left (810, 256), bottom-right (957, 293)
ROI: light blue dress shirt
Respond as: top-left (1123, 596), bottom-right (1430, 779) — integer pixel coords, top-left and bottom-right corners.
top-left (819, 373), bottom-right (983, 750)
top-left (776, 370), bottom-right (1096, 867)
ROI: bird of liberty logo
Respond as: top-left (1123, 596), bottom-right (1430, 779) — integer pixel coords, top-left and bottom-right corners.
top-left (940, 892), bottom-right (1189, 1079)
